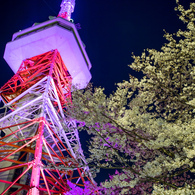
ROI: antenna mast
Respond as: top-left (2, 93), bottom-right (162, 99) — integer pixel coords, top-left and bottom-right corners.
top-left (58, 0), bottom-right (75, 21)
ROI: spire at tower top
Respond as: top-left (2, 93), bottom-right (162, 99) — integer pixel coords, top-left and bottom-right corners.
top-left (58, 0), bottom-right (75, 21)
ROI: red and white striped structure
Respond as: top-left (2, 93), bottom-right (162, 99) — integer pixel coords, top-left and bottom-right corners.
top-left (58, 0), bottom-right (75, 21)
top-left (0, 1), bottom-right (95, 194)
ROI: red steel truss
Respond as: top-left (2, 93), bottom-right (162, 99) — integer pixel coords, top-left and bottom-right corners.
top-left (0, 50), bottom-right (95, 194)
top-left (0, 50), bottom-right (72, 106)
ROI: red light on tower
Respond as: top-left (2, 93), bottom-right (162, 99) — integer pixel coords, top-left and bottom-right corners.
top-left (58, 0), bottom-right (75, 21)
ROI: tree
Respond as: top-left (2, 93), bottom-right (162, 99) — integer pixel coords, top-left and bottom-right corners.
top-left (67, 1), bottom-right (195, 194)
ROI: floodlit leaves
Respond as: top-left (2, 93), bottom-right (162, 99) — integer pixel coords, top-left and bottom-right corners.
top-left (66, 1), bottom-right (195, 194)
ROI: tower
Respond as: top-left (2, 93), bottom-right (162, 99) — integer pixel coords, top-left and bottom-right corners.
top-left (0, 1), bottom-right (95, 194)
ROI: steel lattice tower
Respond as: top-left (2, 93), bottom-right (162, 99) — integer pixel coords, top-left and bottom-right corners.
top-left (0, 1), bottom-right (95, 194)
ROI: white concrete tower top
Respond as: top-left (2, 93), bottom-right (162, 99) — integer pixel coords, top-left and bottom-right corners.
top-left (58, 0), bottom-right (75, 21)
top-left (4, 0), bottom-right (92, 89)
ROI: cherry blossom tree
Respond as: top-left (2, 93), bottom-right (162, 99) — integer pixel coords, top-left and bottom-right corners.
top-left (67, 1), bottom-right (195, 194)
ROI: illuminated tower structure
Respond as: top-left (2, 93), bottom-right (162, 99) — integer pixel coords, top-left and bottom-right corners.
top-left (0, 0), bottom-right (95, 194)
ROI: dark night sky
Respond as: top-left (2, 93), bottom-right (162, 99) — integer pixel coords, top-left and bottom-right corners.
top-left (0, 0), bottom-right (193, 184)
top-left (0, 0), bottom-right (193, 94)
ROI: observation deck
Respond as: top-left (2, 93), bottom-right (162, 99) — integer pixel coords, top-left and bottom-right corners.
top-left (4, 17), bottom-right (91, 89)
